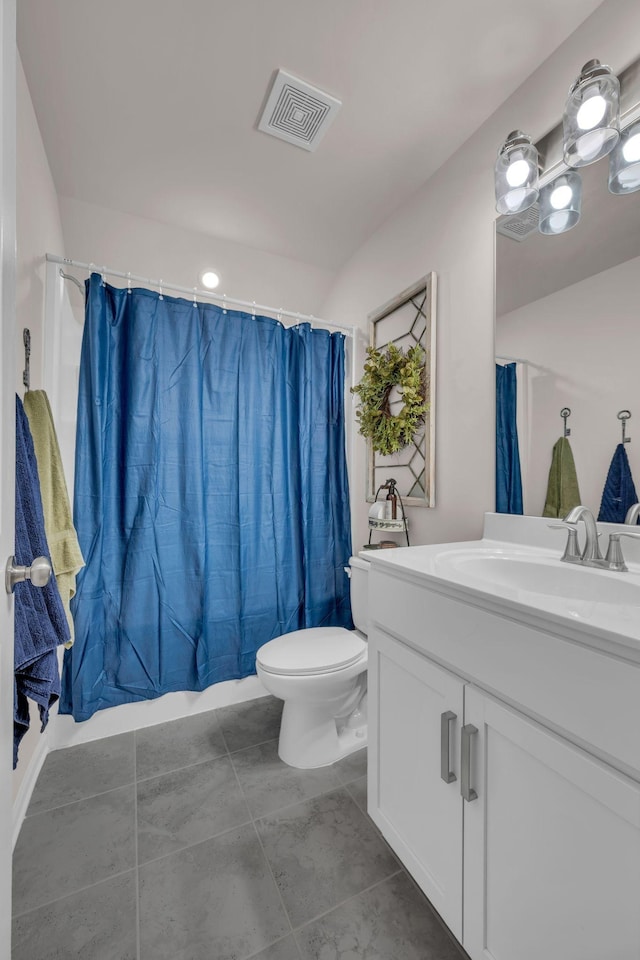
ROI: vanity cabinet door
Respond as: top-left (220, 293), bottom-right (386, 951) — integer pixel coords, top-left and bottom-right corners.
top-left (462, 686), bottom-right (640, 960)
top-left (368, 626), bottom-right (465, 939)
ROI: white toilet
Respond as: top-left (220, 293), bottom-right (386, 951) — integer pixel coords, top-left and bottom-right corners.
top-left (256, 554), bottom-right (370, 769)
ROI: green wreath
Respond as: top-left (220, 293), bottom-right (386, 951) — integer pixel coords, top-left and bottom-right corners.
top-left (351, 344), bottom-right (427, 455)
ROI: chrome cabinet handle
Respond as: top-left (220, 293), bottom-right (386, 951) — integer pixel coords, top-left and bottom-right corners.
top-left (461, 724), bottom-right (478, 802)
top-left (5, 555), bottom-right (52, 595)
top-left (440, 711), bottom-right (457, 784)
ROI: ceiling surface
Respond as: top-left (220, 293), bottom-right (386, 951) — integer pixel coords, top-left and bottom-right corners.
top-left (18, 0), bottom-right (605, 271)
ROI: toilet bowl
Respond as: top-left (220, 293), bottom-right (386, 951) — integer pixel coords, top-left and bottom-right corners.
top-left (256, 555), bottom-right (370, 769)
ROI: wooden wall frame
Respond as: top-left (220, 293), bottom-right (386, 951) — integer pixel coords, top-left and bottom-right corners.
top-left (366, 273), bottom-right (436, 507)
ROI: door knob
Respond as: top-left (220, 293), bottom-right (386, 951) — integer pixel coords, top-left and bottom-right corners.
top-left (5, 555), bottom-right (52, 594)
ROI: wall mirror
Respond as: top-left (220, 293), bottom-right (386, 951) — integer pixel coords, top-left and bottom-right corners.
top-left (365, 273), bottom-right (437, 508)
top-left (495, 120), bottom-right (640, 519)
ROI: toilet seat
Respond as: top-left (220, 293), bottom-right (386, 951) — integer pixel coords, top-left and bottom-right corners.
top-left (257, 627), bottom-right (367, 677)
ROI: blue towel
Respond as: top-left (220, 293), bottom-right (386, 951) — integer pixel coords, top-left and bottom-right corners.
top-left (597, 443), bottom-right (639, 524)
top-left (14, 396), bottom-right (70, 768)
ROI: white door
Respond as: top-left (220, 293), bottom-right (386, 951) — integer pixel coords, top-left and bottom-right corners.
top-left (368, 627), bottom-right (464, 939)
top-left (463, 686), bottom-right (640, 960)
top-left (0, 0), bottom-right (16, 953)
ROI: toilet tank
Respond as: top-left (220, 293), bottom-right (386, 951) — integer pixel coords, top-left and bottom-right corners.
top-left (347, 555), bottom-right (370, 635)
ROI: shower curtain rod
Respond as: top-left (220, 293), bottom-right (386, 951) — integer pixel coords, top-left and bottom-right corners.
top-left (496, 354), bottom-right (531, 365)
top-left (46, 253), bottom-right (355, 337)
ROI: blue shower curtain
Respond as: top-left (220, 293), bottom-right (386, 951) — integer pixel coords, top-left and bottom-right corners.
top-left (495, 362), bottom-right (523, 514)
top-left (61, 275), bottom-right (352, 721)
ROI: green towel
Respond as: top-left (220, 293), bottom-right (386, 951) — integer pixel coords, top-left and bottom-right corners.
top-left (23, 390), bottom-right (84, 647)
top-left (542, 437), bottom-right (581, 518)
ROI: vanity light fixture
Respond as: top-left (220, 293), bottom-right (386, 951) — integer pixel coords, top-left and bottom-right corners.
top-left (608, 118), bottom-right (640, 194)
top-left (538, 171), bottom-right (582, 235)
top-left (563, 60), bottom-right (620, 167)
top-left (199, 270), bottom-right (220, 290)
top-left (494, 130), bottom-right (540, 214)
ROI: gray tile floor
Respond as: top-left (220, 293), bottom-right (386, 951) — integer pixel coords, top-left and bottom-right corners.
top-left (12, 695), bottom-right (468, 960)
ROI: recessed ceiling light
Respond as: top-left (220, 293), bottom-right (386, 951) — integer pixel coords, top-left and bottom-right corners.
top-left (200, 270), bottom-right (220, 290)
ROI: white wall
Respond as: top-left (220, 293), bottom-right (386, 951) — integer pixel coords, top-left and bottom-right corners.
top-left (322, 0), bottom-right (640, 553)
top-left (16, 54), bottom-right (64, 389)
top-left (14, 55), bottom-right (65, 800)
top-left (58, 195), bottom-right (335, 318)
top-left (496, 254), bottom-right (640, 517)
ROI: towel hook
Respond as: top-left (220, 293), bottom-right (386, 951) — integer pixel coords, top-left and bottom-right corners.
top-left (560, 407), bottom-right (571, 438)
top-left (618, 409), bottom-right (631, 444)
top-left (22, 328), bottom-right (31, 392)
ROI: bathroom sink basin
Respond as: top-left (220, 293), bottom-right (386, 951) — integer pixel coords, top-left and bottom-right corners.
top-left (366, 533), bottom-right (640, 652)
top-left (435, 550), bottom-right (640, 607)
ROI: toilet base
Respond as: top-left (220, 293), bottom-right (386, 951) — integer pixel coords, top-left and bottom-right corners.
top-left (277, 699), bottom-right (367, 769)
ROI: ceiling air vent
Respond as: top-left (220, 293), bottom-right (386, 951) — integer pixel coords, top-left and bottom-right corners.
top-left (496, 204), bottom-right (540, 242)
top-left (257, 69), bottom-right (341, 152)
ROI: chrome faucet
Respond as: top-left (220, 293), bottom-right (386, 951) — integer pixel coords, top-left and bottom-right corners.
top-left (624, 503), bottom-right (640, 525)
top-left (549, 504), bottom-right (640, 571)
top-left (562, 505), bottom-right (603, 563)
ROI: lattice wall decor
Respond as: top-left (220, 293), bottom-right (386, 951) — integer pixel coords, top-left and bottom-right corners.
top-left (367, 273), bottom-right (437, 507)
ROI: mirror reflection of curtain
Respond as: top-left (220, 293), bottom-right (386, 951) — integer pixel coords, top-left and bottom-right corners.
top-left (496, 362), bottom-right (523, 514)
top-left (61, 274), bottom-right (353, 721)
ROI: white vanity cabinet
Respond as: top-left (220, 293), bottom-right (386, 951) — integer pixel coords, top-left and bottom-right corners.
top-left (367, 562), bottom-right (640, 960)
top-left (463, 686), bottom-right (640, 960)
top-left (370, 628), bottom-right (464, 938)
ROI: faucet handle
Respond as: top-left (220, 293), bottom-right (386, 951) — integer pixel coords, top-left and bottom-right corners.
top-left (547, 522), bottom-right (581, 562)
top-left (624, 503), bottom-right (640, 525)
top-left (604, 530), bottom-right (640, 572)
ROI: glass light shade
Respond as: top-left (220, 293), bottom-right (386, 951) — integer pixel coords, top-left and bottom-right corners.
top-left (495, 131), bottom-right (539, 214)
top-left (563, 60), bottom-right (619, 167)
top-left (539, 171), bottom-right (582, 235)
top-left (608, 119), bottom-right (640, 194)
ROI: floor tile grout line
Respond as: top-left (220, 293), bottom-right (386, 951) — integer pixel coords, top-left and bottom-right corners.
top-left (227, 751), bottom-right (348, 822)
top-left (15, 805), bottom-right (392, 940)
top-left (11, 865), bottom-right (138, 920)
top-left (225, 732), bottom-right (287, 757)
top-left (133, 731), bottom-right (141, 960)
top-left (134, 748), bottom-right (231, 785)
top-left (290, 867), bottom-right (404, 937)
top-left (24, 777), bottom-right (137, 820)
top-left (135, 760), bottom-right (365, 870)
top-left (135, 815), bottom-right (255, 869)
top-left (216, 717), bottom-right (233, 757)
top-left (242, 932), bottom-right (300, 960)
top-left (248, 782), bottom-right (360, 825)
top-left (227, 744), bottom-right (392, 959)
top-left (340, 778), bottom-right (367, 805)
top-left (228, 752), bottom-right (297, 941)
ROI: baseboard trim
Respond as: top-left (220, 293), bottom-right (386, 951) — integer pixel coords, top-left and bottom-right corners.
top-left (12, 735), bottom-right (49, 850)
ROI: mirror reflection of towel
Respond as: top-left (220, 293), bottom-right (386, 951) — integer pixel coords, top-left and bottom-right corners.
top-left (598, 443), bottom-right (638, 523)
top-left (542, 437), bottom-right (581, 518)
